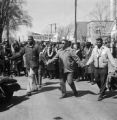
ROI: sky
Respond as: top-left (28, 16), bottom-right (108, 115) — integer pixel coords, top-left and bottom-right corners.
top-left (17, 0), bottom-right (109, 40)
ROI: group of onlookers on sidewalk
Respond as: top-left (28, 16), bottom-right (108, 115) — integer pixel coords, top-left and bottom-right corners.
top-left (0, 35), bottom-right (117, 101)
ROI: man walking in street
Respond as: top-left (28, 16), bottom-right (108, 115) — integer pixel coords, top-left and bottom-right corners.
top-left (47, 39), bottom-right (84, 98)
top-left (86, 38), bottom-right (117, 101)
top-left (10, 36), bottom-right (41, 96)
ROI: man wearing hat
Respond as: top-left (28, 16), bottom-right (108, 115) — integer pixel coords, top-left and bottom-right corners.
top-left (10, 35), bottom-right (41, 96)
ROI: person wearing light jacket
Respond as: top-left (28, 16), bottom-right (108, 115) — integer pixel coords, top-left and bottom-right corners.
top-left (86, 38), bottom-right (117, 101)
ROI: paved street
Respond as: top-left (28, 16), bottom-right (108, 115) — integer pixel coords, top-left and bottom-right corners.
top-left (0, 76), bottom-right (117, 120)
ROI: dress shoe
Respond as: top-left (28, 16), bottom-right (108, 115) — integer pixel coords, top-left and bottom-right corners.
top-left (26, 92), bottom-right (31, 96)
top-left (37, 85), bottom-right (42, 89)
top-left (91, 82), bottom-right (95, 85)
top-left (60, 94), bottom-right (67, 99)
top-left (74, 91), bottom-right (78, 97)
top-left (32, 88), bottom-right (38, 92)
top-left (98, 96), bottom-right (103, 101)
top-left (98, 93), bottom-right (105, 101)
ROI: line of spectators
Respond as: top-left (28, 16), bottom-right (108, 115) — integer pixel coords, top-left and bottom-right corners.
top-left (0, 36), bottom-right (117, 101)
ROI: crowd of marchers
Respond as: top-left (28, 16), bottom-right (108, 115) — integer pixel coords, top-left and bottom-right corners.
top-left (0, 36), bottom-right (117, 101)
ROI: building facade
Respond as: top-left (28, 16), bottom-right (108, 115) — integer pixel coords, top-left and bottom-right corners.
top-left (87, 21), bottom-right (113, 45)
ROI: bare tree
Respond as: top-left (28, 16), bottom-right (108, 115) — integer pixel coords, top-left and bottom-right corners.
top-left (57, 24), bottom-right (74, 41)
top-left (90, 0), bottom-right (109, 21)
top-left (0, 0), bottom-right (32, 43)
top-left (89, 0), bottom-right (110, 38)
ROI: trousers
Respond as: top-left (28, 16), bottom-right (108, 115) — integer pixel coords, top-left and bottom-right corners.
top-left (27, 68), bottom-right (38, 92)
top-left (60, 72), bottom-right (77, 95)
top-left (94, 67), bottom-right (108, 95)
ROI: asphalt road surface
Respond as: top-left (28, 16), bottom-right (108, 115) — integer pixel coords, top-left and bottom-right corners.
top-left (0, 76), bottom-right (117, 120)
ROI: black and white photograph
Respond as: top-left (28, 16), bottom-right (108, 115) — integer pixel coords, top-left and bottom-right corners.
top-left (0, 0), bottom-right (117, 120)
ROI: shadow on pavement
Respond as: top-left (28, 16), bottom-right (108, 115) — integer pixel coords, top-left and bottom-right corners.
top-left (66, 90), bottom-right (97, 98)
top-left (30, 86), bottom-right (60, 96)
top-left (78, 90), bottom-right (97, 96)
top-left (43, 81), bottom-right (60, 86)
top-left (0, 95), bottom-right (29, 112)
top-left (41, 86), bottom-right (60, 92)
top-left (103, 91), bottom-right (117, 99)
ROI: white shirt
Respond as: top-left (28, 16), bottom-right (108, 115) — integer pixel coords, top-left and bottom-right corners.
top-left (86, 45), bottom-right (117, 68)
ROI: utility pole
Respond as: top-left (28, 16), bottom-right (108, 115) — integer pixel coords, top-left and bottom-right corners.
top-left (54, 23), bottom-right (57, 33)
top-left (50, 23), bottom-right (57, 33)
top-left (55, 23), bottom-right (57, 33)
top-left (50, 24), bottom-right (53, 34)
top-left (49, 24), bottom-right (53, 41)
top-left (49, 23), bottom-right (57, 41)
top-left (74, 0), bottom-right (77, 43)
